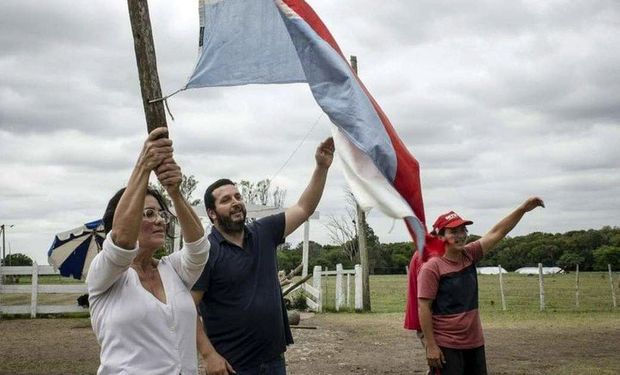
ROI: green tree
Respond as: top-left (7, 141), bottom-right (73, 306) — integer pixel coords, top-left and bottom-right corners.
top-left (593, 246), bottom-right (620, 271)
top-left (2, 253), bottom-right (33, 266)
top-left (557, 252), bottom-right (585, 271)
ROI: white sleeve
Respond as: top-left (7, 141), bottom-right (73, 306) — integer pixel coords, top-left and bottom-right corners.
top-left (86, 232), bottom-right (138, 297)
top-left (166, 235), bottom-right (210, 289)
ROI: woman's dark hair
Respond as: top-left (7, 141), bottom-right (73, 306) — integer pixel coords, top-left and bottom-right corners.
top-left (102, 187), bottom-right (174, 238)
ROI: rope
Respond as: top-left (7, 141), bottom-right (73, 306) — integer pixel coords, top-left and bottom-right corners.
top-left (268, 111), bottom-right (323, 183)
top-left (149, 88), bottom-right (186, 122)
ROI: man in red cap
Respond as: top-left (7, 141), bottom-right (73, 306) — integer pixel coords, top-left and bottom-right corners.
top-left (417, 197), bottom-right (544, 374)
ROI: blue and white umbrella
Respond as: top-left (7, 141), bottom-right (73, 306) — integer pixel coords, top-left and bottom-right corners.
top-left (48, 219), bottom-right (105, 280)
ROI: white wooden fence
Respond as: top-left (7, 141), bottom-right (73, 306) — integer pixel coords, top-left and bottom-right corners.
top-left (302, 264), bottom-right (363, 312)
top-left (0, 262), bottom-right (88, 318)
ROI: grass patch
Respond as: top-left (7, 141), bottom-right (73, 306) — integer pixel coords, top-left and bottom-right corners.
top-left (314, 272), bottom-right (618, 314)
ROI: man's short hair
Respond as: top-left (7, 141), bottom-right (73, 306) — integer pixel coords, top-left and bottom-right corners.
top-left (204, 178), bottom-right (236, 211)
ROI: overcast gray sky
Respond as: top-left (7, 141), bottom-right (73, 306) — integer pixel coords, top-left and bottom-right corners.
top-left (1, 0), bottom-right (619, 264)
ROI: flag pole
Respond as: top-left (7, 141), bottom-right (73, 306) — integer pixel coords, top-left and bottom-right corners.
top-left (127, 0), bottom-right (168, 133)
top-left (350, 55), bottom-right (371, 312)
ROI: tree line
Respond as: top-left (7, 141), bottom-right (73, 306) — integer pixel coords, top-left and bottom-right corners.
top-left (277, 226), bottom-right (620, 274)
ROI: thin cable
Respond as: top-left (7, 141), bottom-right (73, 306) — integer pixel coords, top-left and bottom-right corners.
top-left (268, 112), bottom-right (324, 183)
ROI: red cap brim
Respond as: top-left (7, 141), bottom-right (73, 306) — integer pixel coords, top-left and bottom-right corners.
top-left (443, 218), bottom-right (473, 228)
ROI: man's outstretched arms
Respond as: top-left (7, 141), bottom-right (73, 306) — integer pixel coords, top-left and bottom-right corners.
top-left (479, 197), bottom-right (545, 254)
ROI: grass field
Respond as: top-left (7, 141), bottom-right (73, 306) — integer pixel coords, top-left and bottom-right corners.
top-left (2, 272), bottom-right (618, 317)
top-left (1, 272), bottom-right (618, 374)
top-left (316, 272), bottom-right (618, 314)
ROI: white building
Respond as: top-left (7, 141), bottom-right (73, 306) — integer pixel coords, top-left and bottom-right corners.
top-left (477, 266), bottom-right (508, 275)
top-left (514, 266), bottom-right (564, 275)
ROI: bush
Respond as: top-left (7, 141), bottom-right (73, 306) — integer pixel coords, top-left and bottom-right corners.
top-left (1, 253), bottom-right (33, 267)
top-left (593, 246), bottom-right (620, 270)
top-left (291, 291), bottom-right (308, 311)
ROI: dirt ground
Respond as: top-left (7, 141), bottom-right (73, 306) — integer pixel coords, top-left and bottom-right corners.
top-left (0, 313), bottom-right (619, 375)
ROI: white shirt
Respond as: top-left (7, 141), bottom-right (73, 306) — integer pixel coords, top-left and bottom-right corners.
top-left (86, 232), bottom-right (209, 375)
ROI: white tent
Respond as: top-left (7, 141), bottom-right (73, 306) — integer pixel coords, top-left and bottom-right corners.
top-left (477, 266), bottom-right (508, 275)
top-left (515, 266), bottom-right (564, 275)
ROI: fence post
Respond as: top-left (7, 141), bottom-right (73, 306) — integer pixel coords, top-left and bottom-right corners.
top-left (31, 262), bottom-right (39, 318)
top-left (498, 265), bottom-right (506, 311)
top-left (335, 264), bottom-right (344, 311)
top-left (354, 264), bottom-right (363, 311)
top-left (0, 264), bottom-right (3, 319)
top-left (302, 221), bottom-right (310, 277)
top-left (405, 265), bottom-right (409, 276)
top-left (312, 265), bottom-right (322, 313)
top-left (575, 264), bottom-right (580, 308)
top-left (323, 267), bottom-right (328, 308)
top-left (609, 264), bottom-right (617, 309)
top-left (346, 273), bottom-right (351, 307)
top-left (538, 263), bottom-right (545, 311)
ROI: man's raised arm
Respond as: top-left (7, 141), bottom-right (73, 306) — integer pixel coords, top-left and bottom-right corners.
top-left (284, 137), bottom-right (334, 237)
top-left (479, 196), bottom-right (545, 254)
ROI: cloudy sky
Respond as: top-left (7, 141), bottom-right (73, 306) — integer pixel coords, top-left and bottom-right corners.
top-left (1, 0), bottom-right (619, 264)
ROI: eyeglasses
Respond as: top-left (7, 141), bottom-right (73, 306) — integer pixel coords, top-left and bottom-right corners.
top-left (142, 208), bottom-right (171, 224)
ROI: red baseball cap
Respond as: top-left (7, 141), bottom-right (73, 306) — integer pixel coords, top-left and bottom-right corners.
top-left (432, 211), bottom-right (473, 232)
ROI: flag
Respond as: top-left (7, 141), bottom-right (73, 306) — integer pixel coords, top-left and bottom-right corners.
top-left (186, 0), bottom-right (427, 250)
top-left (404, 234), bottom-right (445, 330)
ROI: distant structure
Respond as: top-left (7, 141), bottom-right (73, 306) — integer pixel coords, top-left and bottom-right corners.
top-left (515, 266), bottom-right (564, 275)
top-left (477, 266), bottom-right (508, 275)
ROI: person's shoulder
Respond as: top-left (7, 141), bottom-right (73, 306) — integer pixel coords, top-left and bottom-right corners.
top-left (420, 257), bottom-right (441, 272)
top-left (255, 212), bottom-right (285, 224)
top-left (464, 240), bottom-right (483, 257)
top-left (253, 213), bottom-right (285, 231)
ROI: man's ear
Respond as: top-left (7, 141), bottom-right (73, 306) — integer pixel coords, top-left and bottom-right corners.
top-left (207, 208), bottom-right (217, 222)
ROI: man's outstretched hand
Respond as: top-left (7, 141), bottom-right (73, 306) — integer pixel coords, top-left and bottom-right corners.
top-left (521, 197), bottom-right (545, 212)
top-left (315, 137), bottom-right (335, 170)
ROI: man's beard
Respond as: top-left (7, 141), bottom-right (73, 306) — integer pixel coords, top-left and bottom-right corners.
top-left (216, 207), bottom-right (247, 234)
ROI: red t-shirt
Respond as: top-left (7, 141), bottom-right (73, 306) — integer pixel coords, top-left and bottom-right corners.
top-left (417, 241), bottom-right (484, 349)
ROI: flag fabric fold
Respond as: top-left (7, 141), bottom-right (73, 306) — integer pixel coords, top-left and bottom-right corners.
top-left (186, 0), bottom-right (427, 250)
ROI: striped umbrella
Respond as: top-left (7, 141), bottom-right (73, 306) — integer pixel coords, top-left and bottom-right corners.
top-left (48, 219), bottom-right (105, 280)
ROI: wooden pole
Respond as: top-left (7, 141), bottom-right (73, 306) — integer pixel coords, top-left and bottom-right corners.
top-left (302, 221), bottom-right (310, 277)
top-left (30, 262), bottom-right (39, 318)
top-left (575, 264), bottom-right (580, 308)
top-left (609, 264), bottom-right (617, 309)
top-left (498, 265), bottom-right (506, 311)
top-left (282, 274), bottom-right (313, 297)
top-left (312, 265), bottom-right (322, 312)
top-left (350, 55), bottom-right (371, 312)
top-left (354, 264), bottom-right (363, 311)
top-left (538, 263), bottom-right (545, 311)
top-left (335, 264), bottom-right (344, 311)
top-left (1, 225), bottom-right (5, 265)
top-left (127, 0), bottom-right (168, 133)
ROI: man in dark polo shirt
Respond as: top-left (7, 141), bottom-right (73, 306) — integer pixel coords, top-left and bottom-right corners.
top-left (192, 137), bottom-right (335, 375)
top-left (418, 197), bottom-right (544, 375)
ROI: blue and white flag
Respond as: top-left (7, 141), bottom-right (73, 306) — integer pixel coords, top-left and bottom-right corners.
top-left (186, 0), bottom-right (427, 251)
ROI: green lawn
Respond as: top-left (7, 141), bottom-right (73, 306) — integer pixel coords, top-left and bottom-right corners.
top-left (316, 272), bottom-right (618, 315)
top-left (2, 272), bottom-right (618, 318)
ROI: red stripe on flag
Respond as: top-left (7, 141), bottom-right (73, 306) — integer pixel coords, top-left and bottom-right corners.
top-left (355, 79), bottom-right (426, 226)
top-left (283, 0), bottom-right (426, 239)
top-left (281, 0), bottom-right (345, 58)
